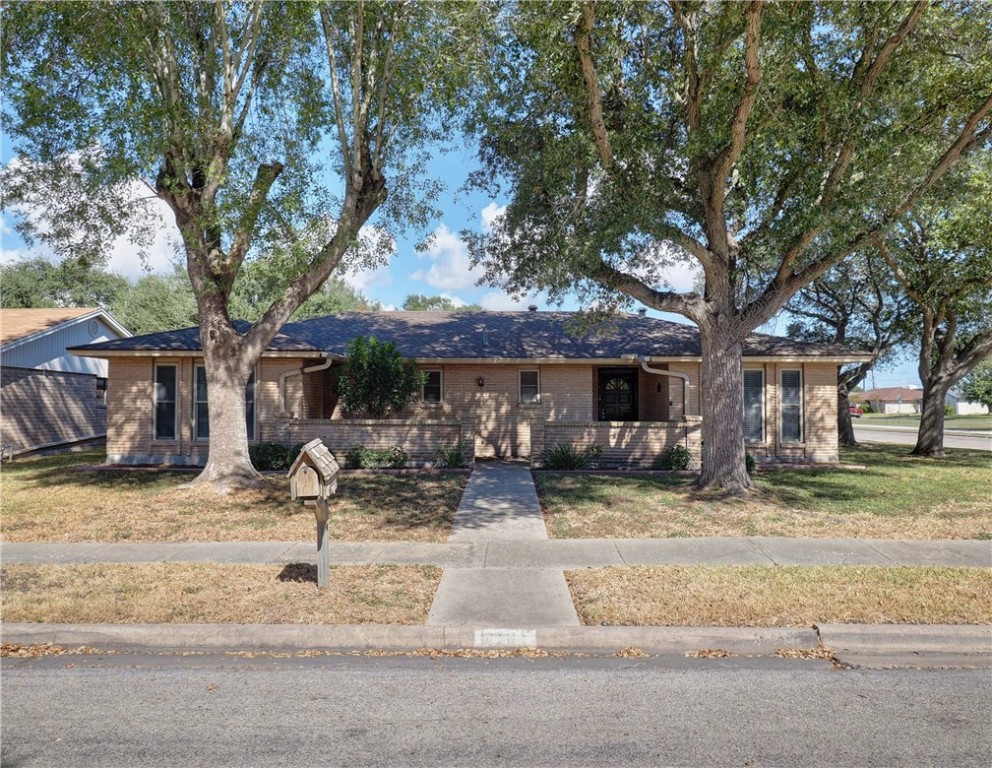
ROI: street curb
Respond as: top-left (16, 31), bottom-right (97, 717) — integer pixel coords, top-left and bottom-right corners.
top-left (1, 623), bottom-right (816, 655)
top-left (817, 623), bottom-right (992, 654)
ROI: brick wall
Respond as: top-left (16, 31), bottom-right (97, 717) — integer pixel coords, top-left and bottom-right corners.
top-left (281, 419), bottom-right (469, 466)
top-left (102, 354), bottom-right (840, 467)
top-left (537, 417), bottom-right (702, 468)
top-left (0, 366), bottom-right (106, 454)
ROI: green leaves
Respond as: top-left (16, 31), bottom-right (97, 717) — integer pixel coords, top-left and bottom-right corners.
top-left (335, 336), bottom-right (426, 419)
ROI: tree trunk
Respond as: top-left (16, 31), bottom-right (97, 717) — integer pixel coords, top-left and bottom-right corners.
top-left (913, 379), bottom-right (950, 458)
top-left (837, 391), bottom-right (858, 447)
top-left (696, 327), bottom-right (751, 492)
top-left (189, 316), bottom-right (261, 491)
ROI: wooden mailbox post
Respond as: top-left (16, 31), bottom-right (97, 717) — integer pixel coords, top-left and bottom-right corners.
top-left (288, 438), bottom-right (340, 588)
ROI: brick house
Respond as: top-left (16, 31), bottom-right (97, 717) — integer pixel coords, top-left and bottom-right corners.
top-left (1, 308), bottom-right (131, 457)
top-left (70, 310), bottom-right (869, 468)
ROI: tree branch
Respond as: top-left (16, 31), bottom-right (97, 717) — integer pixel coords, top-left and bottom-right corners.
top-left (575, 1), bottom-right (614, 171)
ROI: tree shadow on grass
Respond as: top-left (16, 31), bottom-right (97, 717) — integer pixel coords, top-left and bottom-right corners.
top-left (278, 563), bottom-right (317, 584)
top-left (332, 475), bottom-right (463, 531)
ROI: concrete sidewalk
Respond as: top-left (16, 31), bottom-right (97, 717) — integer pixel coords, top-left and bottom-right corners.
top-left (4, 536), bottom-right (989, 568)
top-left (427, 462), bottom-right (581, 628)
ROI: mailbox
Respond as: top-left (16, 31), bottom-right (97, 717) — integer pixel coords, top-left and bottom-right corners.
top-left (287, 438), bottom-right (340, 589)
top-left (288, 438), bottom-right (339, 501)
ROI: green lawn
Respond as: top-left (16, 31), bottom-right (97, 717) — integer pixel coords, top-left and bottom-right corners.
top-left (536, 443), bottom-right (992, 540)
top-left (859, 413), bottom-right (992, 431)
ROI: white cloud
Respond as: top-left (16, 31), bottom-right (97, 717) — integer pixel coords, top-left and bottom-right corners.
top-left (480, 291), bottom-right (539, 311)
top-left (410, 223), bottom-right (485, 291)
top-left (342, 262), bottom-right (394, 293)
top-left (103, 182), bottom-right (183, 280)
top-left (659, 262), bottom-right (701, 293)
top-left (480, 202), bottom-right (507, 234)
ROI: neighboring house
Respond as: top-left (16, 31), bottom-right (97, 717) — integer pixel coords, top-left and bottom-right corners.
top-left (945, 390), bottom-right (990, 416)
top-left (70, 310), bottom-right (870, 468)
top-left (1, 308), bottom-right (132, 457)
top-left (849, 387), bottom-right (923, 414)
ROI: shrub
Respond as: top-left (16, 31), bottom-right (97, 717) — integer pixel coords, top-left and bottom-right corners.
top-left (249, 442), bottom-right (310, 471)
top-left (345, 445), bottom-right (408, 469)
top-left (745, 451), bottom-right (756, 473)
top-left (655, 445), bottom-right (692, 470)
top-left (540, 442), bottom-right (603, 470)
top-left (944, 404), bottom-right (956, 417)
top-left (249, 442), bottom-right (293, 471)
top-left (335, 336), bottom-right (425, 418)
top-left (434, 442), bottom-right (467, 469)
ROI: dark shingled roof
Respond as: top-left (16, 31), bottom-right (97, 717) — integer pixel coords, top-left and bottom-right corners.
top-left (71, 321), bottom-right (321, 353)
top-left (71, 311), bottom-right (865, 360)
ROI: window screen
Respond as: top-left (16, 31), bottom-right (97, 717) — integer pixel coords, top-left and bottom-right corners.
top-left (195, 365), bottom-right (210, 440)
top-left (743, 369), bottom-right (764, 443)
top-left (423, 370), bottom-right (442, 403)
top-left (154, 365), bottom-right (177, 440)
top-left (519, 370), bottom-right (540, 403)
top-left (245, 371), bottom-right (256, 441)
top-left (781, 369), bottom-right (803, 442)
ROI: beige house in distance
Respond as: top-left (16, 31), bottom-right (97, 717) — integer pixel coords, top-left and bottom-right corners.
top-left (70, 310), bottom-right (870, 468)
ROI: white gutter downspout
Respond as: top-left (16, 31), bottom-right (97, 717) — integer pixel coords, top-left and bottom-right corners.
top-left (279, 355), bottom-right (334, 416)
top-left (638, 356), bottom-right (691, 417)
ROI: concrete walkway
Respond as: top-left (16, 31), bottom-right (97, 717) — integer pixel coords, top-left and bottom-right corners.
top-left (427, 462), bottom-right (581, 629)
top-left (4, 537), bottom-right (989, 568)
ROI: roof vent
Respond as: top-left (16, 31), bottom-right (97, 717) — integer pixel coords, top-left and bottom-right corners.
top-left (528, 305), bottom-right (538, 312)
top-left (637, 308), bottom-right (647, 317)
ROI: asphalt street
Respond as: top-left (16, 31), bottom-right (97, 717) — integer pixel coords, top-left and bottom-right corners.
top-left (853, 425), bottom-right (991, 451)
top-left (3, 652), bottom-right (991, 768)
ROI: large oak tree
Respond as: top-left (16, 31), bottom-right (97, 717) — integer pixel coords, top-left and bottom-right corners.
top-left (469, 1), bottom-right (992, 491)
top-left (2, 1), bottom-right (488, 490)
top-left (874, 159), bottom-right (992, 457)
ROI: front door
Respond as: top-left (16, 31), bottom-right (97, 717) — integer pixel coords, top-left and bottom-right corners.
top-left (598, 368), bottom-right (638, 421)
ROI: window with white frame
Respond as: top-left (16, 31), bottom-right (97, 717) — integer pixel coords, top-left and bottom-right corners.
top-left (153, 364), bottom-right (177, 441)
top-left (194, 365), bottom-right (256, 441)
top-left (743, 369), bottom-right (764, 443)
top-left (780, 369), bottom-right (803, 442)
top-left (519, 370), bottom-right (540, 404)
top-left (422, 370), bottom-right (442, 403)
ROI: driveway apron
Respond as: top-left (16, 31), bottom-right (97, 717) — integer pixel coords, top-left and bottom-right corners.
top-left (427, 462), bottom-right (580, 628)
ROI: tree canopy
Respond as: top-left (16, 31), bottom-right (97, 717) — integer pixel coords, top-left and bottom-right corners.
top-left (402, 294), bottom-right (483, 312)
top-left (786, 251), bottom-right (912, 445)
top-left (468, 1), bottom-right (992, 490)
top-left (959, 359), bottom-right (992, 411)
top-left (873, 157), bottom-right (992, 456)
top-left (2, 0), bottom-right (490, 489)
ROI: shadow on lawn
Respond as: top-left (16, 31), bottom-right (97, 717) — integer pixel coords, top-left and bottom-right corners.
top-left (278, 563), bottom-right (318, 583)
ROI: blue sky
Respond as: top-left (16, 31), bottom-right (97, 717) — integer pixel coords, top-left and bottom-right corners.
top-left (0, 136), bottom-right (923, 388)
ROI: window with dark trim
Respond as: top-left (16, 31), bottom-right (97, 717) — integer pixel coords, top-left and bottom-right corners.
top-left (780, 369), bottom-right (803, 442)
top-left (519, 370), bottom-right (540, 404)
top-left (743, 369), bottom-right (764, 443)
top-left (423, 370), bottom-right (442, 403)
top-left (153, 364), bottom-right (177, 441)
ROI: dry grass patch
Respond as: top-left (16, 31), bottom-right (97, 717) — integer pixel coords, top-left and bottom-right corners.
top-left (0, 451), bottom-right (465, 543)
top-left (1, 563), bottom-right (441, 625)
top-left (539, 444), bottom-right (992, 539)
top-left (566, 565), bottom-right (992, 627)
